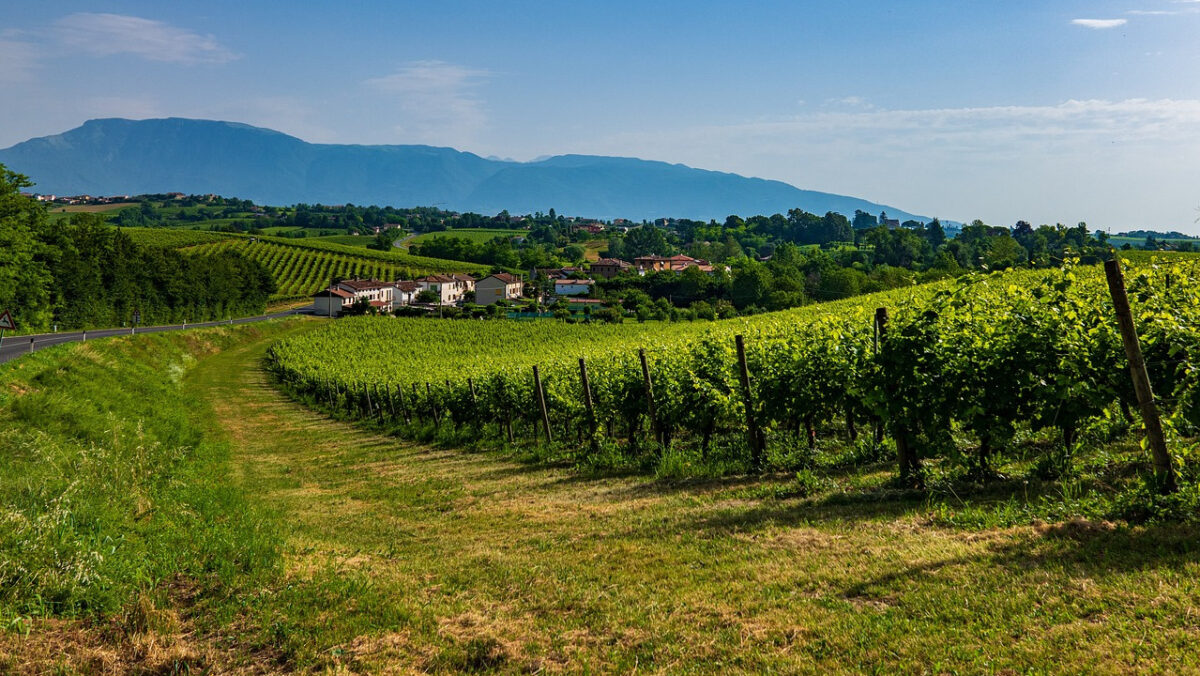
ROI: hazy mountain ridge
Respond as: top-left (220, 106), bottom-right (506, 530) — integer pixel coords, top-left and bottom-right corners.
top-left (0, 117), bottom-right (936, 222)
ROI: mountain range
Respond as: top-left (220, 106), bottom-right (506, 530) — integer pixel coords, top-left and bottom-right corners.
top-left (0, 118), bottom-right (937, 223)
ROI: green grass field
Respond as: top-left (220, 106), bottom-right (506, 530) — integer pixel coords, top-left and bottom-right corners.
top-left (405, 227), bottom-right (526, 247)
top-left (1, 314), bottom-right (1198, 673)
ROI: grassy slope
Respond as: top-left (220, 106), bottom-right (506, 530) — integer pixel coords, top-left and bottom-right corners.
top-left (2, 321), bottom-right (1152, 672)
top-left (0, 323), bottom-right (296, 672)
top-left (3, 294), bottom-right (1200, 672)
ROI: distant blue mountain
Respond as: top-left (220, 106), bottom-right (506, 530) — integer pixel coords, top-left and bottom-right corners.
top-left (0, 118), bottom-right (938, 222)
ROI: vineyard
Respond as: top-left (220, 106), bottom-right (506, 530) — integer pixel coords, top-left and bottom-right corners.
top-left (182, 236), bottom-right (490, 300)
top-left (266, 257), bottom-right (1200, 517)
top-left (118, 227), bottom-right (238, 248)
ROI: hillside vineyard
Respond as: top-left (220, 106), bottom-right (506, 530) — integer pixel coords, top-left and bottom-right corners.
top-left (266, 258), bottom-right (1197, 488)
top-left (176, 235), bottom-right (490, 301)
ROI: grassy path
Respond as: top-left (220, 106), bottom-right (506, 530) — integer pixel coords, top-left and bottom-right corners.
top-left (186, 329), bottom-right (1200, 674)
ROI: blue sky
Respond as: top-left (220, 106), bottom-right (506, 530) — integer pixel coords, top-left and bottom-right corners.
top-left (2, 1), bottom-right (1199, 230)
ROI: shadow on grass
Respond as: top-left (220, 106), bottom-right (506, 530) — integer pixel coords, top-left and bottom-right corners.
top-left (840, 520), bottom-right (1200, 602)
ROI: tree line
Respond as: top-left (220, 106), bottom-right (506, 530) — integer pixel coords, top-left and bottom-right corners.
top-left (1, 166), bottom-right (276, 332)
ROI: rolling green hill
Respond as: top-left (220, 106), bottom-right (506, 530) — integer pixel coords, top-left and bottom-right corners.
top-left (183, 236), bottom-right (488, 300)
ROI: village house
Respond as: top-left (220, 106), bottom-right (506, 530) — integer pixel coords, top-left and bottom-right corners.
top-left (571, 223), bottom-right (605, 235)
top-left (554, 278), bottom-right (595, 296)
top-left (634, 254), bottom-right (715, 274)
top-left (531, 267), bottom-right (584, 280)
top-left (313, 278), bottom-right (413, 316)
top-left (589, 258), bottom-right (633, 279)
top-left (451, 273), bottom-right (476, 293)
top-left (336, 279), bottom-right (395, 307)
top-left (393, 281), bottom-right (420, 306)
top-left (416, 274), bottom-right (473, 304)
top-left (313, 287), bottom-right (355, 316)
top-left (475, 273), bottom-right (524, 305)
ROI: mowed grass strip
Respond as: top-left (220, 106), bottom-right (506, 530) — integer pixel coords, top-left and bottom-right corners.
top-left (184, 325), bottom-right (1200, 674)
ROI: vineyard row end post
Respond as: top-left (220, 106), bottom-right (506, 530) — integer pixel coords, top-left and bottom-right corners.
top-left (734, 335), bottom-right (765, 470)
top-left (638, 348), bottom-right (661, 447)
top-left (1103, 259), bottom-right (1177, 493)
top-left (579, 357), bottom-right (599, 451)
top-left (533, 365), bottom-right (553, 444)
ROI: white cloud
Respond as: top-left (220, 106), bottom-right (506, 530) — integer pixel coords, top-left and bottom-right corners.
top-left (825, 96), bottom-right (875, 109)
top-left (54, 13), bottom-right (238, 64)
top-left (0, 39), bottom-right (38, 82)
top-left (1071, 18), bottom-right (1128, 28)
top-left (364, 61), bottom-right (491, 145)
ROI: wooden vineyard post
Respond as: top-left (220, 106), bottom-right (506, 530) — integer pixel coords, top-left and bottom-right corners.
top-left (638, 349), bottom-right (661, 446)
top-left (533, 365), bottom-right (553, 444)
top-left (412, 383), bottom-right (424, 424)
top-left (397, 384), bottom-right (411, 424)
top-left (363, 385), bottom-right (373, 417)
top-left (579, 357), bottom-right (598, 451)
top-left (873, 308), bottom-right (886, 444)
top-left (734, 335), bottom-right (765, 470)
top-left (446, 380), bottom-right (459, 430)
top-left (385, 383), bottom-right (396, 419)
top-left (1104, 259), bottom-right (1178, 493)
top-left (877, 307), bottom-right (920, 484)
top-left (426, 382), bottom-right (440, 427)
top-left (467, 377), bottom-right (480, 430)
top-left (501, 382), bottom-right (515, 443)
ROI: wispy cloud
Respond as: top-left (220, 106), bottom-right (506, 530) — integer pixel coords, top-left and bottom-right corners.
top-left (584, 99), bottom-right (1200, 227)
top-left (1128, 5), bottom-right (1200, 14)
top-left (54, 13), bottom-right (238, 64)
top-left (364, 60), bottom-right (491, 145)
top-left (1071, 18), bottom-right (1128, 28)
top-left (0, 39), bottom-right (38, 82)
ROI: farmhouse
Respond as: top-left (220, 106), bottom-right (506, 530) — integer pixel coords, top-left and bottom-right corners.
top-left (313, 287), bottom-right (355, 316)
top-left (475, 273), bottom-right (524, 305)
top-left (393, 281), bottom-right (420, 306)
top-left (314, 278), bottom-right (414, 316)
top-left (451, 273), bottom-right (476, 293)
top-left (336, 279), bottom-right (395, 306)
top-left (554, 278), bottom-right (595, 296)
top-left (634, 254), bottom-right (715, 274)
top-left (589, 258), bottom-right (633, 279)
top-left (416, 274), bottom-right (472, 304)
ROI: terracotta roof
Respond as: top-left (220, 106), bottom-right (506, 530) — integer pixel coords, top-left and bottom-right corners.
top-left (368, 300), bottom-right (389, 308)
top-left (417, 274), bottom-right (457, 283)
top-left (451, 273), bottom-right (476, 282)
top-left (555, 278), bottom-right (595, 286)
top-left (484, 273), bottom-right (523, 284)
top-left (394, 281), bottom-right (420, 292)
top-left (315, 288), bottom-right (354, 298)
top-left (592, 258), bottom-right (631, 267)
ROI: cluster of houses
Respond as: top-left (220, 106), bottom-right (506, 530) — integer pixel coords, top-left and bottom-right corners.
top-left (25, 193), bottom-right (132, 205)
top-left (312, 253), bottom-right (721, 317)
top-left (313, 273), bottom-right (524, 316)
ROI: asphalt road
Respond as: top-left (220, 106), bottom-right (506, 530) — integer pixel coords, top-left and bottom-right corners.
top-left (0, 307), bottom-right (312, 364)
